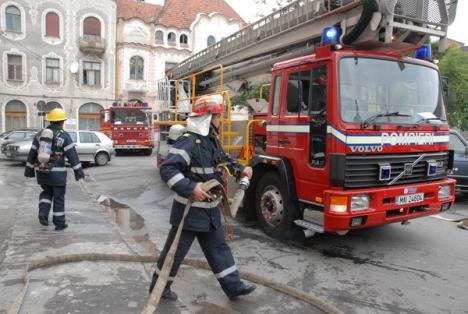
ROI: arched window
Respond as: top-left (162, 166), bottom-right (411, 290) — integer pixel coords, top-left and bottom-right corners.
top-left (83, 16), bottom-right (101, 40)
top-left (6, 6), bottom-right (21, 32)
top-left (130, 56), bottom-right (144, 80)
top-left (167, 32), bottom-right (176, 45)
top-left (155, 30), bottom-right (164, 44)
top-left (37, 101), bottom-right (62, 113)
top-left (79, 103), bottom-right (103, 130)
top-left (207, 35), bottom-right (216, 47)
top-left (180, 34), bottom-right (188, 45)
top-left (45, 12), bottom-right (60, 38)
top-left (5, 100), bottom-right (27, 130)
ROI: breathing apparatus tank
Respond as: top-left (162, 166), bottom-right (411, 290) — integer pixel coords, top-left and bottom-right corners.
top-left (37, 128), bottom-right (54, 171)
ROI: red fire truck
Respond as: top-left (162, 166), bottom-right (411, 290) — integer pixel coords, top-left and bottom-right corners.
top-left (100, 101), bottom-right (154, 155)
top-left (244, 43), bottom-right (456, 239)
top-left (158, 0), bottom-right (458, 239)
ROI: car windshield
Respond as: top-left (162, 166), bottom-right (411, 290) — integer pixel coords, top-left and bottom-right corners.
top-left (339, 57), bottom-right (446, 125)
top-left (112, 109), bottom-right (149, 125)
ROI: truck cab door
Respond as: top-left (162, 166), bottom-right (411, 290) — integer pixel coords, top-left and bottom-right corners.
top-left (278, 64), bottom-right (329, 204)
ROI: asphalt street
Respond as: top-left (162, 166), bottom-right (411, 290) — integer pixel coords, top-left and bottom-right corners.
top-left (1, 155), bottom-right (467, 314)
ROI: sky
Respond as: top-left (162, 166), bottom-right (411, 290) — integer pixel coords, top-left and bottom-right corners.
top-left (226, 0), bottom-right (467, 45)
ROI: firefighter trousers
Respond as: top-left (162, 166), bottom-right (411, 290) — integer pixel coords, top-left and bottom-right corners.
top-left (153, 225), bottom-right (244, 298)
top-left (39, 184), bottom-right (66, 227)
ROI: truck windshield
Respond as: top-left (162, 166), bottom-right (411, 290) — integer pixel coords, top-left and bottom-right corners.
top-left (339, 57), bottom-right (446, 125)
top-left (112, 109), bottom-right (149, 125)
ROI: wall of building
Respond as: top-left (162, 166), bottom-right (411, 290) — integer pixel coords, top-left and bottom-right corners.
top-left (0, 0), bottom-right (116, 132)
top-left (116, 11), bottom-right (242, 108)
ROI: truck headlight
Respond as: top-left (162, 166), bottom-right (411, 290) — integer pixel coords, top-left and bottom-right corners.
top-left (438, 185), bottom-right (451, 199)
top-left (351, 195), bottom-right (370, 212)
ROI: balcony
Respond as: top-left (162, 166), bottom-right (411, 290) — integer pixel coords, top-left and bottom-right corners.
top-left (124, 80), bottom-right (147, 94)
top-left (79, 36), bottom-right (106, 54)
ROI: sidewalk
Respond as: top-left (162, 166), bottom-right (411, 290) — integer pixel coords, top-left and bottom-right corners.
top-left (0, 177), bottom-right (156, 314)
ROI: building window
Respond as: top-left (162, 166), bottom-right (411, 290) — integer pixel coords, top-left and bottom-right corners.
top-left (5, 100), bottom-right (27, 130)
top-left (6, 6), bottom-right (21, 32)
top-left (207, 35), bottom-right (216, 46)
top-left (46, 58), bottom-right (60, 84)
top-left (165, 62), bottom-right (177, 72)
top-left (82, 61), bottom-right (101, 86)
top-left (83, 16), bottom-right (101, 40)
top-left (155, 30), bottom-right (164, 44)
top-left (130, 56), bottom-right (144, 80)
top-left (79, 103), bottom-right (103, 130)
top-left (167, 32), bottom-right (176, 46)
top-left (7, 54), bottom-right (22, 81)
top-left (45, 12), bottom-right (60, 38)
top-left (180, 34), bottom-right (188, 45)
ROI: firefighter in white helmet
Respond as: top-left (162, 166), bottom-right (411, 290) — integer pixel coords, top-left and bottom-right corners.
top-left (149, 94), bottom-right (255, 300)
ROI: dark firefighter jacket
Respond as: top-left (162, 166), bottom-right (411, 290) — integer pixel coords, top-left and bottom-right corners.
top-left (24, 125), bottom-right (84, 186)
top-left (160, 131), bottom-right (244, 232)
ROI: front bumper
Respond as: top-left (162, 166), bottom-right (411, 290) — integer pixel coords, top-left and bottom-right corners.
top-left (323, 178), bottom-right (456, 232)
top-left (115, 145), bottom-right (152, 150)
top-left (4, 151), bottom-right (28, 162)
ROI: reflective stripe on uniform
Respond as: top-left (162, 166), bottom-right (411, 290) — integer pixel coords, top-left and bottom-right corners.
top-left (53, 212), bottom-right (65, 216)
top-left (167, 173), bottom-right (185, 188)
top-left (215, 265), bottom-right (237, 279)
top-left (39, 199), bottom-right (52, 204)
top-left (51, 167), bottom-right (67, 172)
top-left (190, 167), bottom-right (215, 174)
top-left (168, 148), bottom-right (191, 165)
top-left (26, 162), bottom-right (35, 168)
top-left (72, 163), bottom-right (82, 170)
top-left (31, 145), bottom-right (37, 150)
top-left (154, 267), bottom-right (175, 281)
top-left (174, 194), bottom-right (220, 208)
top-left (64, 143), bottom-right (76, 152)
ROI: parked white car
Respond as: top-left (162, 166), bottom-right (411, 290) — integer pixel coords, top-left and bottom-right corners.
top-left (4, 130), bottom-right (115, 166)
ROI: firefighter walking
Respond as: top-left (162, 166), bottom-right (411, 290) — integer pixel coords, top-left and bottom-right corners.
top-left (24, 108), bottom-right (84, 230)
top-left (149, 94), bottom-right (256, 301)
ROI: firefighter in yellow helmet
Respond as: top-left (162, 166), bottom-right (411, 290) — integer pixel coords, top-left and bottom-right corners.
top-left (24, 108), bottom-right (84, 230)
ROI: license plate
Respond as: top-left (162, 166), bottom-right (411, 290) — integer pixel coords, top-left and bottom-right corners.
top-left (127, 139), bottom-right (136, 143)
top-left (395, 193), bottom-right (424, 205)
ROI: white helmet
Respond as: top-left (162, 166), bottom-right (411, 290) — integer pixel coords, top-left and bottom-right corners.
top-left (168, 124), bottom-right (186, 142)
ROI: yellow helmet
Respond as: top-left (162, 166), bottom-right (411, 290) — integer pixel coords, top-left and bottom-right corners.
top-left (47, 108), bottom-right (67, 122)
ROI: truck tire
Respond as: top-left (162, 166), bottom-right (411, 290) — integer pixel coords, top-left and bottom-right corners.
top-left (95, 152), bottom-right (109, 166)
top-left (255, 172), bottom-right (298, 239)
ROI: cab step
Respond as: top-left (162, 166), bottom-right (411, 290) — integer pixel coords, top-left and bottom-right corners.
top-left (294, 219), bottom-right (324, 234)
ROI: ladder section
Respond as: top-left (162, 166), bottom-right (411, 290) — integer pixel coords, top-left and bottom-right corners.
top-left (170, 0), bottom-right (457, 80)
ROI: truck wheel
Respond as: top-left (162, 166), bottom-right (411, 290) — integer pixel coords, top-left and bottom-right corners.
top-left (95, 152), bottom-right (109, 166)
top-left (255, 172), bottom-right (298, 239)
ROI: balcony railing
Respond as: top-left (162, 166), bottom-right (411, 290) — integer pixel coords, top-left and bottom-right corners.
top-left (79, 36), bottom-right (106, 54)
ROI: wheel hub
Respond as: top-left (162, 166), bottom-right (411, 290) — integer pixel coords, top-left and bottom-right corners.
top-left (260, 186), bottom-right (284, 227)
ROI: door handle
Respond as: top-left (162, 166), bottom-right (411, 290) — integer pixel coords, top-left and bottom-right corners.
top-left (278, 139), bottom-right (291, 144)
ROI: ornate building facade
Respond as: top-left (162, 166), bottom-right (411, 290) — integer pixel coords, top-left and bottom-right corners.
top-left (116, 0), bottom-right (244, 106)
top-left (0, 0), bottom-right (117, 131)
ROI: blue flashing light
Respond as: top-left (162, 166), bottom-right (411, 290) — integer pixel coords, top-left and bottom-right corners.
top-left (321, 26), bottom-right (341, 46)
top-left (143, 102), bottom-right (149, 107)
top-left (112, 101), bottom-right (118, 107)
top-left (415, 44), bottom-right (432, 60)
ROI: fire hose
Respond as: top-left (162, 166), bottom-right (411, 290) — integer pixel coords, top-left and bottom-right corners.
top-left (9, 180), bottom-right (343, 314)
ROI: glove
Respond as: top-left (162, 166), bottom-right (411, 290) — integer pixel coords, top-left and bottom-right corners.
top-left (24, 167), bottom-right (35, 178)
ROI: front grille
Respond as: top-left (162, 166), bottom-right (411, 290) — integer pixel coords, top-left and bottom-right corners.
top-left (343, 152), bottom-right (449, 189)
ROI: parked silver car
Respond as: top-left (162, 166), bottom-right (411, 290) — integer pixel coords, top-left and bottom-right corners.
top-left (0, 129), bottom-right (40, 155)
top-left (4, 130), bottom-right (115, 166)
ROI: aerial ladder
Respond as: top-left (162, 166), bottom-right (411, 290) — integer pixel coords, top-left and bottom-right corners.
top-left (155, 0), bottom-right (458, 165)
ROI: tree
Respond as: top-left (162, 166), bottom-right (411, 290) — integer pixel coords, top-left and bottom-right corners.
top-left (438, 48), bottom-right (468, 130)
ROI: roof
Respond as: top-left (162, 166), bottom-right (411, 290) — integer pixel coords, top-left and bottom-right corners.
top-left (117, 0), bottom-right (163, 24)
top-left (117, 0), bottom-right (245, 28)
